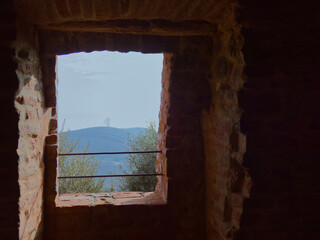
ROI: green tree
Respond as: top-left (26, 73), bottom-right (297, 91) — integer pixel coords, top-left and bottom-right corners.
top-left (119, 121), bottom-right (159, 192)
top-left (58, 130), bottom-right (106, 194)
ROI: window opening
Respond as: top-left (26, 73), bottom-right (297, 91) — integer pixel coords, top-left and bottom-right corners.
top-left (57, 51), bottom-right (163, 194)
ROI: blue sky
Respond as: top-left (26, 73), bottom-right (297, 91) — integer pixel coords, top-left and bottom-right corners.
top-left (57, 51), bottom-right (163, 130)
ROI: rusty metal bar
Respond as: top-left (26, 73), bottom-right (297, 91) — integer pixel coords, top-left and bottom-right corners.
top-left (58, 150), bottom-right (161, 156)
top-left (58, 173), bottom-right (163, 179)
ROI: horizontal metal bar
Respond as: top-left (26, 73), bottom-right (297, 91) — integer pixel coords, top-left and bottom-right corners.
top-left (58, 173), bottom-right (163, 179)
top-left (58, 150), bottom-right (161, 156)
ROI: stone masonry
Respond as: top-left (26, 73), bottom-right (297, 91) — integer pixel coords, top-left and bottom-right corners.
top-left (0, 0), bottom-right (319, 240)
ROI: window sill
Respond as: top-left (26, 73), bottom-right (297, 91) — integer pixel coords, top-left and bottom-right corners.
top-left (56, 191), bottom-right (166, 207)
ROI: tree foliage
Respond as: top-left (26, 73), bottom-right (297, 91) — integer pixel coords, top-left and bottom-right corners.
top-left (58, 130), bottom-right (106, 194)
top-left (119, 121), bottom-right (158, 192)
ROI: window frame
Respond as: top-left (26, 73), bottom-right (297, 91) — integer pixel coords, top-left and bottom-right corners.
top-left (42, 31), bottom-right (212, 207)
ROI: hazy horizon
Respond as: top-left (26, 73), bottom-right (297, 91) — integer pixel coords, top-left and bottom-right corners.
top-left (62, 125), bottom-right (146, 131)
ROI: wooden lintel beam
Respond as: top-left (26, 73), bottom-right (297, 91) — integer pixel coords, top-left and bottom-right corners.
top-left (39, 19), bottom-right (215, 36)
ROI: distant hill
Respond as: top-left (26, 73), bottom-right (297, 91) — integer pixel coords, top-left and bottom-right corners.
top-left (62, 127), bottom-right (145, 174)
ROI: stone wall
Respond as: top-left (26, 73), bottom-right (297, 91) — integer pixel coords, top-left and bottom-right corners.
top-left (0, 0), bottom-right (317, 239)
top-left (7, 0), bottom-right (249, 239)
top-left (28, 1), bottom-right (248, 238)
top-left (0, 1), bottom-right (49, 239)
top-left (203, 7), bottom-right (251, 239)
top-left (13, 16), bottom-right (51, 240)
top-left (14, 45), bottom-right (50, 240)
top-left (40, 31), bottom-right (216, 240)
top-left (236, 0), bottom-right (320, 239)
top-left (0, 0), bottom-right (282, 239)
top-left (0, 1), bottom-right (20, 239)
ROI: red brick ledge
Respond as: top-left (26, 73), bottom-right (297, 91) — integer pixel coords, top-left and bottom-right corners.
top-left (56, 192), bottom-right (166, 207)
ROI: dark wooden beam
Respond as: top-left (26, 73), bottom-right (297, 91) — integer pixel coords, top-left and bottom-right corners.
top-left (38, 19), bottom-right (215, 36)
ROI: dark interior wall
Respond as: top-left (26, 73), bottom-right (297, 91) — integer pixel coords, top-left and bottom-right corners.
top-left (0, 1), bottom-right (19, 239)
top-left (41, 32), bottom-right (212, 240)
top-left (2, 0), bottom-right (319, 239)
top-left (237, 1), bottom-right (320, 239)
top-left (7, 1), bottom-right (246, 239)
top-left (1, 1), bottom-right (50, 239)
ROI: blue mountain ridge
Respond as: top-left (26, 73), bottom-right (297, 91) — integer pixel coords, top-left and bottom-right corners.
top-left (64, 127), bottom-right (145, 174)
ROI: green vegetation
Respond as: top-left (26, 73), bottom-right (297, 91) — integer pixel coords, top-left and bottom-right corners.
top-left (58, 121), bottom-right (159, 193)
top-left (58, 129), bottom-right (106, 194)
top-left (119, 121), bottom-right (158, 192)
